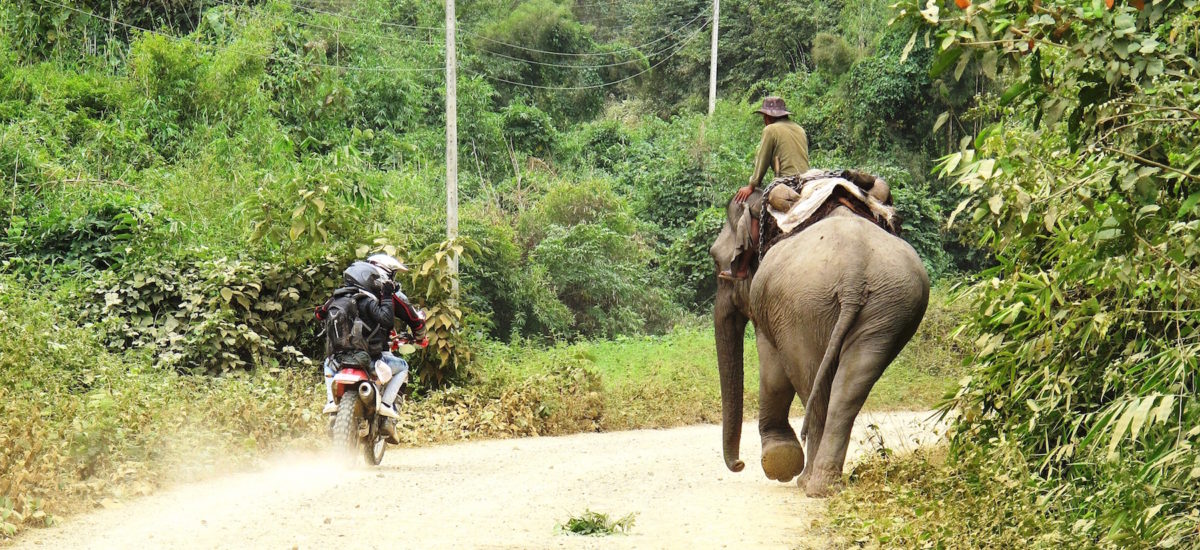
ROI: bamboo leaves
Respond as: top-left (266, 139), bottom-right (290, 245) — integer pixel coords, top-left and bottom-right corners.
top-left (900, 0), bottom-right (1200, 544)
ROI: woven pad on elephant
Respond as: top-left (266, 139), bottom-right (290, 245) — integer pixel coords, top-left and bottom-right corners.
top-left (758, 172), bottom-right (902, 262)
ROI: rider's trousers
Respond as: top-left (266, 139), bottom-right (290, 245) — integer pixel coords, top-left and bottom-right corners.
top-left (323, 354), bottom-right (409, 407)
top-left (378, 352), bottom-right (409, 407)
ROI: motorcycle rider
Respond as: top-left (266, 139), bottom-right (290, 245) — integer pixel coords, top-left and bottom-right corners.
top-left (317, 254), bottom-right (427, 445)
top-left (365, 254), bottom-right (428, 433)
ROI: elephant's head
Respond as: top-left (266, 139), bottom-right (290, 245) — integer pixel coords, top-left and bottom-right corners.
top-left (709, 190), bottom-right (763, 473)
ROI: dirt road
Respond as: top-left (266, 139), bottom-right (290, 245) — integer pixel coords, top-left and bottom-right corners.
top-left (10, 411), bottom-right (940, 549)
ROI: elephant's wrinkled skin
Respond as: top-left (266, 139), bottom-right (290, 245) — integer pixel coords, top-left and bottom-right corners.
top-left (711, 192), bottom-right (929, 497)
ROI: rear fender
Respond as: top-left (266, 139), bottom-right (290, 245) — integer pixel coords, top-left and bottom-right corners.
top-left (332, 368), bottom-right (369, 400)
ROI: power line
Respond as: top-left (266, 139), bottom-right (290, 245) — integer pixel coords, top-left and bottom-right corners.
top-left (470, 18), bottom-right (708, 91)
top-left (462, 8), bottom-right (709, 58)
top-left (471, 16), bottom-right (707, 70)
top-left (205, 0), bottom-right (440, 47)
top-left (567, 0), bottom-right (625, 11)
top-left (44, 0), bottom-right (446, 73)
top-left (281, 0), bottom-right (443, 32)
top-left (206, 0), bottom-right (695, 68)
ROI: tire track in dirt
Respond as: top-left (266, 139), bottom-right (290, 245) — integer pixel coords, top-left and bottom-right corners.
top-left (9, 411), bottom-right (941, 549)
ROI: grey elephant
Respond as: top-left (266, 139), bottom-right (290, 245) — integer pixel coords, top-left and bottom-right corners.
top-left (710, 190), bottom-right (929, 497)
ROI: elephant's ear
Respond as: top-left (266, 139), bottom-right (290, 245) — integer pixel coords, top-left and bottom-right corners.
top-left (746, 189), bottom-right (765, 216)
top-left (710, 218), bottom-right (740, 274)
top-left (723, 189), bottom-right (765, 224)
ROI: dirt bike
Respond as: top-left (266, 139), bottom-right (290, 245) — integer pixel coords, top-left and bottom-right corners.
top-left (327, 328), bottom-right (427, 466)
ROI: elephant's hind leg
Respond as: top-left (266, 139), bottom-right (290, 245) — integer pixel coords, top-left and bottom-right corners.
top-left (803, 345), bottom-right (893, 498)
top-left (756, 333), bottom-right (805, 483)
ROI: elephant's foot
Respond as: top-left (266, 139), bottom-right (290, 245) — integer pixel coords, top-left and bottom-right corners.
top-left (761, 440), bottom-right (805, 482)
top-left (803, 466), bottom-right (844, 498)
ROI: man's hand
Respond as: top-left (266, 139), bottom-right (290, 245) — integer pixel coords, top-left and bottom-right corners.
top-left (380, 280), bottom-right (397, 297)
top-left (734, 185), bottom-right (756, 203)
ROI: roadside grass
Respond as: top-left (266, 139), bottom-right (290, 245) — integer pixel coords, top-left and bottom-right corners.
top-left (0, 277), bottom-right (324, 539)
top-left (464, 283), bottom-right (966, 433)
top-left (1, 282), bottom-right (965, 539)
top-left (824, 445), bottom-right (1086, 549)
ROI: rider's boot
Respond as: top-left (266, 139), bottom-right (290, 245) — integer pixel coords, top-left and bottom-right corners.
top-left (378, 401), bottom-right (401, 444)
top-left (382, 418), bottom-right (400, 445)
top-left (378, 401), bottom-right (400, 418)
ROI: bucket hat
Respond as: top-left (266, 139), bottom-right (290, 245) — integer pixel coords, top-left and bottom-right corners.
top-left (755, 96), bottom-right (791, 117)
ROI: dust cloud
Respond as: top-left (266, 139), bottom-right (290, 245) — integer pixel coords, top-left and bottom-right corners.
top-left (11, 412), bottom-right (940, 549)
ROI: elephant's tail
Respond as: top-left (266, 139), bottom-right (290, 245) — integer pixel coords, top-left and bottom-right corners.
top-left (802, 295), bottom-right (862, 442)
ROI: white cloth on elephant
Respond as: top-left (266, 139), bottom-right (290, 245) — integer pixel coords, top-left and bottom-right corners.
top-left (767, 173), bottom-right (896, 234)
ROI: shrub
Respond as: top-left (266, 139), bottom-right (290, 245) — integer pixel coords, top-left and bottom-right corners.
top-left (845, 53), bottom-right (930, 140)
top-left (567, 118), bottom-right (631, 173)
top-left (811, 32), bottom-right (857, 76)
top-left (402, 237), bottom-right (480, 387)
top-left (81, 254), bottom-right (340, 374)
top-left (661, 206), bottom-right (724, 310)
top-left (501, 100), bottom-right (557, 159)
top-left (469, 0), bottom-right (605, 121)
top-left (0, 276), bottom-right (323, 538)
top-left (2, 195), bottom-right (152, 278)
top-left (126, 34), bottom-right (210, 158)
top-left (532, 222), bottom-right (677, 338)
top-left (517, 178), bottom-right (638, 246)
top-left (898, 0), bottom-right (1200, 545)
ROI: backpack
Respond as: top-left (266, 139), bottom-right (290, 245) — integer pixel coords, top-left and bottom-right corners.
top-left (322, 287), bottom-right (377, 368)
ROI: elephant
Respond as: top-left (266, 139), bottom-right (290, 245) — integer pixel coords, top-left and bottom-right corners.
top-left (710, 189), bottom-right (929, 497)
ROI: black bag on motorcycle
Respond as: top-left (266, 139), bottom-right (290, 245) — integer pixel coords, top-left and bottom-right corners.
top-left (322, 288), bottom-right (375, 369)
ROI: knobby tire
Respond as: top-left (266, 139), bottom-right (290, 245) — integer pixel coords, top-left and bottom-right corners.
top-left (332, 393), bottom-right (361, 461)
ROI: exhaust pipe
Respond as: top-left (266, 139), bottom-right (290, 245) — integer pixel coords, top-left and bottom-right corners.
top-left (358, 382), bottom-right (374, 404)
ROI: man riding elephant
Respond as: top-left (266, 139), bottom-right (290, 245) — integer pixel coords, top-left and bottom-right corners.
top-left (719, 96), bottom-right (810, 281)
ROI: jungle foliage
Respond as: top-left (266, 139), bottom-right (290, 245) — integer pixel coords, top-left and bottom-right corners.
top-left (0, 0), bottom-right (972, 354)
top-left (828, 1), bottom-right (1200, 547)
top-left (1, 0), bottom-right (980, 538)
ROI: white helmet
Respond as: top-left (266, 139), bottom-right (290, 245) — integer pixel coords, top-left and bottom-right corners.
top-left (367, 254), bottom-right (408, 278)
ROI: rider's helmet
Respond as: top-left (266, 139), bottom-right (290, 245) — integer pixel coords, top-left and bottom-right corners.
top-left (367, 254), bottom-right (408, 280)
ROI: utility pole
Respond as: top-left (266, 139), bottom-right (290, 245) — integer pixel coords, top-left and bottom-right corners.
top-left (445, 0), bottom-right (459, 296)
top-left (708, 0), bottom-right (719, 116)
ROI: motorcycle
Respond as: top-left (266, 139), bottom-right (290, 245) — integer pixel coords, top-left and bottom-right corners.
top-left (327, 328), bottom-right (427, 466)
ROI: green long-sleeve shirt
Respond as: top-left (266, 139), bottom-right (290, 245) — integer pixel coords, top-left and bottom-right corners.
top-left (749, 119), bottom-right (810, 187)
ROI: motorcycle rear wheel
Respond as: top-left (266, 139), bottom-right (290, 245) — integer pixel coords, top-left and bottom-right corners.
top-left (331, 393), bottom-right (362, 460)
top-left (364, 430), bottom-right (386, 466)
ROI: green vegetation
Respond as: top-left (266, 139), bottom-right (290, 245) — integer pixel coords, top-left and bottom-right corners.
top-left (449, 287), bottom-right (963, 440)
top-left (0, 0), bottom-right (985, 540)
top-left (0, 276), bottom-right (323, 536)
top-left (827, 446), bottom-right (1088, 549)
top-left (828, 1), bottom-right (1200, 548)
top-left (558, 509), bottom-right (637, 536)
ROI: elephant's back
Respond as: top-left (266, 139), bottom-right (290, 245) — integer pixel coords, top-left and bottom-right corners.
top-left (750, 210), bottom-right (930, 342)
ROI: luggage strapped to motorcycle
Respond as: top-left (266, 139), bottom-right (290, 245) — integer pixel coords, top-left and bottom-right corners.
top-left (321, 287), bottom-right (380, 370)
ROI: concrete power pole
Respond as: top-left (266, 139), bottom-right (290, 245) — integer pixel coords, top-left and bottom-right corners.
top-left (708, 0), bottom-right (719, 116)
top-left (445, 0), bottom-right (459, 295)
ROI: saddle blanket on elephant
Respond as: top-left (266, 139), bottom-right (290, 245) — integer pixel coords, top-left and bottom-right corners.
top-left (758, 170), bottom-right (900, 261)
